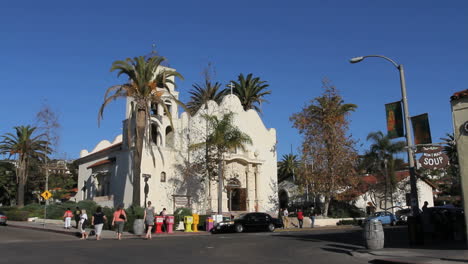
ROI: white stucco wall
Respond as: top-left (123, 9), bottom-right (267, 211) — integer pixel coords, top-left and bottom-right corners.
top-left (77, 87), bottom-right (278, 214)
top-left (451, 95), bottom-right (468, 239)
top-left (355, 177), bottom-right (434, 213)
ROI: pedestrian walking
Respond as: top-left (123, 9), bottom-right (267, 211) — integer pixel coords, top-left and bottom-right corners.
top-left (79, 209), bottom-right (89, 239)
top-left (310, 207), bottom-right (316, 228)
top-left (297, 209), bottom-right (304, 228)
top-left (74, 207), bottom-right (81, 228)
top-left (63, 208), bottom-right (73, 229)
top-left (160, 208), bottom-right (167, 232)
top-left (143, 201), bottom-right (155, 239)
top-left (282, 208), bottom-right (289, 229)
top-left (112, 205), bottom-right (126, 240)
top-left (92, 206), bottom-right (107, 241)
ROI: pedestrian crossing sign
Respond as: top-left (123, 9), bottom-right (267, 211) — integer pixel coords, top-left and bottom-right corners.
top-left (41, 190), bottom-right (52, 200)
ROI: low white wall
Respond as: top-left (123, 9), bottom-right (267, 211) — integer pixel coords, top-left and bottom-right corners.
top-left (286, 217), bottom-right (362, 227)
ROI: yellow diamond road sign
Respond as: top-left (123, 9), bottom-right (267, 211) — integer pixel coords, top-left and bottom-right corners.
top-left (41, 190), bottom-right (52, 200)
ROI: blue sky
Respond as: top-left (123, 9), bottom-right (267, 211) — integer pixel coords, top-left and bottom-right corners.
top-left (1, 0), bottom-right (467, 161)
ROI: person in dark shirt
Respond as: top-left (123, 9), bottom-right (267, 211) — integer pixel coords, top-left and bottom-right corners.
top-left (74, 207), bottom-right (81, 229)
top-left (92, 206), bottom-right (107, 240)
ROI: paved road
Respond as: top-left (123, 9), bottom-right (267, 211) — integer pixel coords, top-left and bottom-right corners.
top-left (0, 226), bottom-right (369, 264)
top-left (0, 225), bottom-right (75, 244)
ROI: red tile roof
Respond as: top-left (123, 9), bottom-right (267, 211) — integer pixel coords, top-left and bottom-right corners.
top-left (451, 89), bottom-right (468, 101)
top-left (87, 159), bottom-right (113, 169)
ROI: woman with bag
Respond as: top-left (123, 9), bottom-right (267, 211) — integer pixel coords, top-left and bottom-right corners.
top-left (92, 206), bottom-right (107, 241)
top-left (112, 205), bottom-right (126, 240)
top-left (79, 209), bottom-right (89, 240)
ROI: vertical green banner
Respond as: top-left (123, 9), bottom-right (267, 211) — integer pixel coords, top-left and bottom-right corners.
top-left (385, 101), bottom-right (404, 139)
top-left (411, 113), bottom-right (432, 145)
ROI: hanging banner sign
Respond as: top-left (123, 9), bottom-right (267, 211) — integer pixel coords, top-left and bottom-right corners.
top-left (418, 146), bottom-right (449, 169)
top-left (385, 101), bottom-right (404, 139)
top-left (411, 113), bottom-right (432, 145)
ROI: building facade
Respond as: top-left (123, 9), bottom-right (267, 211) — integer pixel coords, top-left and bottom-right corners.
top-left (75, 72), bottom-right (278, 215)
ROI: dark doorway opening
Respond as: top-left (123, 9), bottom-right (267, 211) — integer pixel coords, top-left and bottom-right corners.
top-left (228, 188), bottom-right (247, 211)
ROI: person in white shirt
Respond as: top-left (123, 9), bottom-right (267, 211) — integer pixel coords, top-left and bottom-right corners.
top-left (282, 208), bottom-right (289, 228)
top-left (79, 209), bottom-right (89, 240)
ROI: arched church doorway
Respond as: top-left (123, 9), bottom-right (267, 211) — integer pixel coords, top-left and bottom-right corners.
top-left (227, 179), bottom-right (246, 211)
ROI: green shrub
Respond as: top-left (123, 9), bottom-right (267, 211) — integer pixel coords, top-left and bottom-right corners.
top-left (123, 205), bottom-right (144, 232)
top-left (174, 207), bottom-right (192, 224)
top-left (77, 200), bottom-right (98, 215)
top-left (22, 203), bottom-right (44, 217)
top-left (198, 215), bottom-right (209, 230)
top-left (5, 210), bottom-right (30, 221)
top-left (45, 201), bottom-right (78, 219)
top-left (328, 200), bottom-right (365, 218)
top-left (102, 206), bottom-right (114, 230)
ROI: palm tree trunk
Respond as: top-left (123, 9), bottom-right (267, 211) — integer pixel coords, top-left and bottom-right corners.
top-left (217, 156), bottom-right (223, 214)
top-left (132, 109), bottom-right (145, 207)
top-left (17, 158), bottom-right (26, 208)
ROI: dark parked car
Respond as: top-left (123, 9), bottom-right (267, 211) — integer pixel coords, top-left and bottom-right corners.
top-left (212, 212), bottom-right (283, 233)
top-left (395, 208), bottom-right (412, 224)
top-left (0, 211), bottom-right (7, 225)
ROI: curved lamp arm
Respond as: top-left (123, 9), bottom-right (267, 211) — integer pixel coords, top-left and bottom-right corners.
top-left (350, 55), bottom-right (400, 69)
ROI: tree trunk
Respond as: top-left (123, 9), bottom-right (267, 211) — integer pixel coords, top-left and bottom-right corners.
top-left (132, 109), bottom-right (146, 207)
top-left (323, 195), bottom-right (330, 217)
top-left (17, 160), bottom-right (26, 208)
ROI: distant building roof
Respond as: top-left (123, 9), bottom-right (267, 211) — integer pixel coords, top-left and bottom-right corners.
top-left (451, 89), bottom-right (468, 101)
top-left (87, 158), bottom-right (114, 169)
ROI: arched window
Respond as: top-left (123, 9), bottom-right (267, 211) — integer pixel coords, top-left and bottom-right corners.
top-left (164, 100), bottom-right (172, 116)
top-left (165, 126), bottom-right (174, 148)
top-left (151, 124), bottom-right (158, 145)
top-left (151, 103), bottom-right (159, 116)
top-left (160, 171), bottom-right (166, 182)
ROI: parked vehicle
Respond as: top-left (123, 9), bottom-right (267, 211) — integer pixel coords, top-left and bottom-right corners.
top-left (395, 208), bottom-right (412, 224)
top-left (0, 211), bottom-right (7, 225)
top-left (212, 212), bottom-right (283, 233)
top-left (363, 211), bottom-right (398, 226)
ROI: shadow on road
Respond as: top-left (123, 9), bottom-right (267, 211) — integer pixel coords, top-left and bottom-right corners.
top-left (275, 226), bottom-right (466, 250)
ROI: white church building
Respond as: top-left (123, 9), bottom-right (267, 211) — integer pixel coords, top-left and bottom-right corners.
top-left (75, 69), bottom-right (278, 215)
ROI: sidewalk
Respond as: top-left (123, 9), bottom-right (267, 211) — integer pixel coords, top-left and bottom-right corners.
top-left (351, 248), bottom-right (468, 264)
top-left (7, 220), bottom-right (211, 239)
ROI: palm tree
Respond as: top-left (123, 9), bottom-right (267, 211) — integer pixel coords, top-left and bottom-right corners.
top-left (277, 154), bottom-right (300, 182)
top-left (186, 80), bottom-right (228, 115)
top-left (230, 73), bottom-right (271, 113)
top-left (365, 131), bottom-right (406, 210)
top-left (0, 126), bottom-right (50, 207)
top-left (190, 112), bottom-right (252, 213)
top-left (98, 55), bottom-right (184, 207)
top-left (441, 133), bottom-right (460, 195)
top-left (441, 133), bottom-right (457, 167)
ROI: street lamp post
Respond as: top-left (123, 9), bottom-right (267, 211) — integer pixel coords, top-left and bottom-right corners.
top-left (142, 174), bottom-right (151, 207)
top-left (350, 55), bottom-right (420, 215)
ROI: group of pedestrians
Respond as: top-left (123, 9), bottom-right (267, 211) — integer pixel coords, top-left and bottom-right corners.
top-left (280, 207), bottom-right (318, 229)
top-left (63, 202), bottom-right (167, 241)
top-left (63, 205), bottom-right (127, 240)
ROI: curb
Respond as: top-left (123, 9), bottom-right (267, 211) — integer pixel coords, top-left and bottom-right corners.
top-left (274, 225), bottom-right (360, 232)
top-left (7, 224), bottom-right (79, 237)
top-left (8, 223), bottom-right (211, 238)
